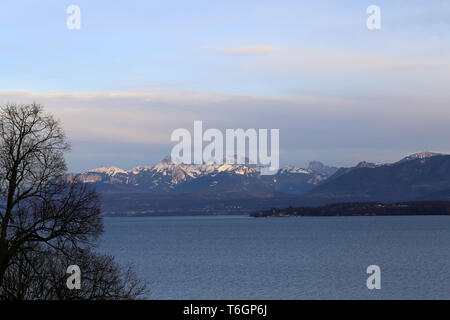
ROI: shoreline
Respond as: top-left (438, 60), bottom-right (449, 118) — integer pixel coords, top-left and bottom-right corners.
top-left (251, 200), bottom-right (450, 218)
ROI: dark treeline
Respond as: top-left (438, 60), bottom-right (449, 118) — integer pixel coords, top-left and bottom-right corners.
top-left (251, 201), bottom-right (450, 217)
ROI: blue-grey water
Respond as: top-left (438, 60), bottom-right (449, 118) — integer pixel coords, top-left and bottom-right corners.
top-left (99, 215), bottom-right (450, 299)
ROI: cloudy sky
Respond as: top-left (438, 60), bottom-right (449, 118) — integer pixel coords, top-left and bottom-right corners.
top-left (1, 0), bottom-right (449, 172)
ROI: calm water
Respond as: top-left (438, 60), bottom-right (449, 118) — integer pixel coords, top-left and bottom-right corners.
top-left (99, 215), bottom-right (450, 299)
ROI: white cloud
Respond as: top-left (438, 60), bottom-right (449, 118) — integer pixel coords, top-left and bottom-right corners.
top-left (217, 45), bottom-right (282, 55)
top-left (0, 89), bottom-right (449, 171)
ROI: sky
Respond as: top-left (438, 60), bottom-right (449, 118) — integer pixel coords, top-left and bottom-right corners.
top-left (1, 0), bottom-right (450, 172)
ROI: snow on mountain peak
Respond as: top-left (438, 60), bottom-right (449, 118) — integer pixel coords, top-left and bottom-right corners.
top-left (128, 166), bottom-right (152, 175)
top-left (83, 160), bottom-right (315, 178)
top-left (70, 156), bottom-right (340, 193)
top-left (398, 152), bottom-right (445, 163)
top-left (278, 166), bottom-right (310, 174)
top-left (87, 166), bottom-right (128, 176)
top-left (217, 164), bottom-right (235, 172)
top-left (75, 155), bottom-right (341, 191)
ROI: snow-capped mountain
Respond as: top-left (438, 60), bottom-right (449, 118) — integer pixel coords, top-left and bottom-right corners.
top-left (397, 152), bottom-right (444, 163)
top-left (67, 152), bottom-right (450, 216)
top-left (309, 153), bottom-right (450, 203)
top-left (69, 157), bottom-right (337, 194)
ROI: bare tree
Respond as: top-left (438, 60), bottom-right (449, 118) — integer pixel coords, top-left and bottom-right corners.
top-left (1, 244), bottom-right (146, 300)
top-left (0, 103), bottom-right (146, 299)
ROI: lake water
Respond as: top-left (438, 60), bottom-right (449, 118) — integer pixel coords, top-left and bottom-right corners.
top-left (99, 215), bottom-right (450, 299)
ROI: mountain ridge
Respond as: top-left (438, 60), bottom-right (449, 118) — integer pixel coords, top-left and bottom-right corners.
top-left (67, 151), bottom-right (450, 215)
top-left (68, 158), bottom-right (338, 194)
top-left (306, 154), bottom-right (450, 203)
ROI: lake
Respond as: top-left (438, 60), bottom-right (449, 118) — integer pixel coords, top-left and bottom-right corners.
top-left (99, 215), bottom-right (450, 299)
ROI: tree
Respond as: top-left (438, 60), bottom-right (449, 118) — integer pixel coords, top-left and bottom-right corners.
top-left (1, 245), bottom-right (146, 300)
top-left (0, 103), bottom-right (146, 299)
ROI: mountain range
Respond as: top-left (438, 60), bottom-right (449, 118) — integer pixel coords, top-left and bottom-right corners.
top-left (307, 153), bottom-right (450, 203)
top-left (68, 156), bottom-right (339, 194)
top-left (69, 152), bottom-right (450, 215)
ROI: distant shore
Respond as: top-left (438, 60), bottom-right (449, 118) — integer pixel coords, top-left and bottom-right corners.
top-left (251, 201), bottom-right (450, 217)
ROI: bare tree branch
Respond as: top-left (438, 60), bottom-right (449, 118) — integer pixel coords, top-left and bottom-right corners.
top-left (0, 103), bottom-right (147, 300)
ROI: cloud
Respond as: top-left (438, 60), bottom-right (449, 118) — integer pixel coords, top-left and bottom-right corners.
top-left (268, 46), bottom-right (450, 74)
top-left (215, 45), bottom-right (450, 97)
top-left (0, 89), bottom-right (449, 171)
top-left (217, 45), bottom-right (282, 55)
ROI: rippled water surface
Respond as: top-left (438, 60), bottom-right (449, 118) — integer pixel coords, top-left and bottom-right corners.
top-left (100, 215), bottom-right (450, 299)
